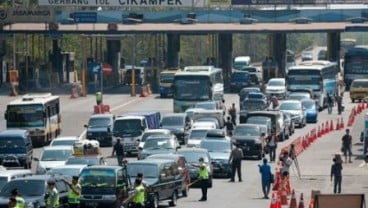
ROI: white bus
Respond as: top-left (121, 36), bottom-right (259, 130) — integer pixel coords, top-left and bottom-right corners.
top-left (286, 61), bottom-right (339, 109)
top-left (4, 93), bottom-right (61, 146)
top-left (173, 66), bottom-right (224, 113)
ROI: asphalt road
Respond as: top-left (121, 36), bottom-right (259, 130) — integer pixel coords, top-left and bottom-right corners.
top-left (0, 85), bottom-right (366, 208)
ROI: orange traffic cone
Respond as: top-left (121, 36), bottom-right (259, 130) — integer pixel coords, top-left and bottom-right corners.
top-left (289, 190), bottom-right (297, 208)
top-left (336, 118), bottom-right (340, 130)
top-left (298, 193), bottom-right (305, 208)
top-left (317, 126), bottom-right (321, 138)
top-left (321, 123), bottom-right (325, 135)
top-left (330, 119), bottom-right (334, 132)
top-left (308, 198), bottom-right (315, 208)
top-left (276, 191), bottom-right (282, 208)
top-left (325, 121), bottom-right (329, 134)
top-left (270, 192), bottom-right (278, 208)
top-left (140, 86), bottom-right (148, 97)
top-left (281, 188), bottom-right (288, 205)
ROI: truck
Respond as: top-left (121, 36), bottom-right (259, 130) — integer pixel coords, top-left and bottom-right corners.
top-left (112, 111), bottom-right (161, 156)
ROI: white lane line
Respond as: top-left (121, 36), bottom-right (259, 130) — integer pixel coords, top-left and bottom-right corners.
top-left (79, 98), bottom-right (139, 138)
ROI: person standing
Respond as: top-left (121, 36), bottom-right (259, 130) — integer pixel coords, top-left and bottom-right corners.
top-left (10, 189), bottom-right (24, 208)
top-left (331, 157), bottom-right (343, 194)
top-left (45, 179), bottom-right (59, 208)
top-left (225, 116), bottom-right (234, 136)
top-left (229, 143), bottom-right (244, 182)
top-left (336, 94), bottom-right (343, 115)
top-left (266, 132), bottom-right (278, 162)
top-left (228, 103), bottom-right (237, 126)
top-left (112, 139), bottom-right (124, 166)
top-left (64, 176), bottom-right (81, 208)
top-left (327, 93), bottom-right (333, 114)
top-left (258, 158), bottom-right (272, 199)
top-left (270, 94), bottom-right (279, 110)
top-left (131, 178), bottom-right (145, 208)
top-left (342, 129), bottom-right (353, 163)
top-left (198, 157), bottom-right (209, 201)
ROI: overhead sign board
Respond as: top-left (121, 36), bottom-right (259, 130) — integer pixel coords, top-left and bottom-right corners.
top-left (38, 0), bottom-right (206, 7)
top-left (71, 12), bottom-right (97, 23)
top-left (208, 0), bottom-right (231, 6)
top-left (0, 7), bottom-right (54, 23)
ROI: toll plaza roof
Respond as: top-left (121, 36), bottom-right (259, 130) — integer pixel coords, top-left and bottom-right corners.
top-left (3, 22), bottom-right (359, 34)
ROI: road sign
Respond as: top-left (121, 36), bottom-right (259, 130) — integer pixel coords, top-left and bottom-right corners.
top-left (88, 63), bottom-right (101, 74)
top-left (0, 8), bottom-right (54, 23)
top-left (102, 63), bottom-right (112, 76)
top-left (71, 12), bottom-right (97, 23)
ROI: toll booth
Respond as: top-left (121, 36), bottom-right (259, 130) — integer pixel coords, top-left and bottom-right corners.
top-left (61, 52), bottom-right (75, 83)
top-left (262, 57), bottom-right (279, 84)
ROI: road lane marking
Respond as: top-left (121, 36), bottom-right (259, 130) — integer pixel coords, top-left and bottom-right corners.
top-left (79, 98), bottom-right (139, 138)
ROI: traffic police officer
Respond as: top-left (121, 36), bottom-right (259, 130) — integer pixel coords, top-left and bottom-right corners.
top-left (46, 179), bottom-right (59, 208)
top-left (198, 157), bottom-right (209, 201)
top-left (131, 178), bottom-right (145, 208)
top-left (10, 189), bottom-right (24, 208)
top-left (64, 176), bottom-right (81, 208)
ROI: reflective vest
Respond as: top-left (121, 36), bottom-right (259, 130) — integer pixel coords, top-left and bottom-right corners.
top-left (132, 185), bottom-right (145, 204)
top-left (68, 183), bottom-right (81, 204)
top-left (15, 196), bottom-right (25, 208)
top-left (46, 187), bottom-right (59, 208)
top-left (199, 163), bottom-right (209, 180)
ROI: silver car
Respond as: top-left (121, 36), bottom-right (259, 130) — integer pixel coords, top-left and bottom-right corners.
top-left (279, 100), bottom-right (306, 128)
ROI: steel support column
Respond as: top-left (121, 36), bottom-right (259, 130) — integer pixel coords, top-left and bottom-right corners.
top-left (106, 39), bottom-right (121, 85)
top-left (271, 33), bottom-right (286, 77)
top-left (166, 33), bottom-right (180, 68)
top-left (218, 33), bottom-right (232, 85)
top-left (327, 32), bottom-right (340, 63)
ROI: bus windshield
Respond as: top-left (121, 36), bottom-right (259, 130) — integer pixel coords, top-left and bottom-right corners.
top-left (287, 70), bottom-right (321, 91)
top-left (6, 104), bottom-right (44, 128)
top-left (160, 73), bottom-right (175, 84)
top-left (174, 76), bottom-right (211, 101)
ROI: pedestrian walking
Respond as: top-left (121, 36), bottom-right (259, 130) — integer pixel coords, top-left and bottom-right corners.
top-left (258, 158), bottom-right (273, 199)
top-left (331, 157), bottom-right (343, 194)
top-left (63, 176), bottom-right (81, 208)
top-left (341, 129), bottom-right (353, 163)
top-left (336, 94), bottom-right (343, 115)
top-left (198, 157), bottom-right (209, 201)
top-left (45, 179), bottom-right (59, 208)
top-left (327, 93), bottom-right (333, 114)
top-left (112, 139), bottom-right (124, 166)
top-left (10, 189), bottom-right (24, 208)
top-left (229, 143), bottom-right (244, 182)
top-left (266, 131), bottom-right (278, 162)
top-left (228, 103), bottom-right (237, 126)
top-left (270, 94), bottom-right (279, 110)
top-left (225, 116), bottom-right (234, 136)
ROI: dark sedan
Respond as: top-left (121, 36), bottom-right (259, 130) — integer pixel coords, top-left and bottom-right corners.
top-left (232, 124), bottom-right (263, 160)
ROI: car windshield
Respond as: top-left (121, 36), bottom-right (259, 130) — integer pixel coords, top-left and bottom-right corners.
top-left (142, 132), bottom-right (168, 142)
top-left (51, 140), bottom-right (76, 146)
top-left (200, 141), bottom-right (231, 153)
top-left (302, 100), bottom-right (315, 109)
top-left (280, 102), bottom-right (301, 111)
top-left (41, 149), bottom-right (72, 161)
top-left (268, 80), bottom-right (284, 86)
top-left (195, 102), bottom-right (216, 110)
top-left (233, 126), bottom-right (260, 136)
top-left (47, 168), bottom-right (82, 177)
top-left (189, 130), bottom-right (208, 140)
top-left (127, 164), bottom-right (158, 178)
top-left (178, 151), bottom-right (209, 163)
top-left (161, 116), bottom-right (184, 126)
top-left (0, 180), bottom-right (45, 197)
top-left (88, 117), bottom-right (111, 128)
top-left (0, 138), bottom-right (26, 154)
top-left (242, 100), bottom-right (267, 110)
top-left (80, 169), bottom-right (115, 188)
top-left (352, 81), bottom-right (368, 88)
top-left (65, 157), bottom-right (99, 166)
top-left (248, 93), bottom-right (264, 99)
top-left (143, 138), bottom-right (175, 149)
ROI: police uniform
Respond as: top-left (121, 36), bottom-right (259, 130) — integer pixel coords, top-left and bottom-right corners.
top-left (132, 184), bottom-right (145, 208)
top-left (198, 161), bottom-right (209, 201)
top-left (15, 196), bottom-right (25, 208)
top-left (68, 180), bottom-right (81, 208)
top-left (46, 181), bottom-right (59, 208)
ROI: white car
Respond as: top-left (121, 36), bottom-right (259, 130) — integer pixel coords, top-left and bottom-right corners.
top-left (49, 136), bottom-right (80, 147)
top-left (265, 78), bottom-right (286, 99)
top-left (279, 100), bottom-right (306, 128)
top-left (34, 145), bottom-right (74, 174)
top-left (187, 128), bottom-right (209, 148)
top-left (191, 121), bottom-right (217, 130)
top-left (139, 129), bottom-right (173, 149)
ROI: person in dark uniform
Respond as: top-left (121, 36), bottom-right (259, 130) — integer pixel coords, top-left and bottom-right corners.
top-left (112, 139), bottom-right (124, 166)
top-left (331, 157), bottom-right (343, 194)
top-left (225, 116), bottom-right (234, 136)
top-left (229, 143), bottom-right (244, 182)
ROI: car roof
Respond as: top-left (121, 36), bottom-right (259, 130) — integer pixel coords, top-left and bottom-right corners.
top-left (89, 114), bottom-right (114, 118)
top-left (128, 159), bottom-right (174, 165)
top-left (268, 78), bottom-right (285, 82)
top-left (0, 129), bottom-right (28, 136)
top-left (281, 100), bottom-right (302, 104)
top-left (247, 111), bottom-right (280, 116)
top-left (52, 136), bottom-right (79, 141)
top-left (82, 165), bottom-right (121, 170)
top-left (352, 79), bottom-right (368, 82)
top-left (11, 174), bottom-right (55, 181)
top-left (43, 145), bottom-right (73, 150)
top-left (144, 129), bottom-right (172, 134)
top-left (0, 169), bottom-right (32, 177)
top-left (236, 123), bottom-right (261, 128)
top-left (162, 113), bottom-right (186, 118)
top-left (146, 153), bottom-right (184, 160)
top-left (53, 164), bottom-right (87, 169)
top-left (146, 135), bottom-right (173, 140)
top-left (206, 129), bottom-right (225, 137)
top-left (178, 148), bottom-right (209, 153)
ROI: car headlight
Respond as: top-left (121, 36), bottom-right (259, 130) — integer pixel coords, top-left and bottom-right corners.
top-left (102, 195), bottom-right (116, 200)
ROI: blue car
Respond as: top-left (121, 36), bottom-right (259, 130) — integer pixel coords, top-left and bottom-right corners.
top-left (301, 98), bottom-right (318, 123)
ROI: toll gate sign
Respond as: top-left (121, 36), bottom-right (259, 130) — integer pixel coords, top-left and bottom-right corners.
top-left (0, 7), bottom-right (54, 23)
top-left (70, 12), bottom-right (97, 23)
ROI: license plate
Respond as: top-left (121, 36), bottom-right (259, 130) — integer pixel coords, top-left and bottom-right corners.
top-left (86, 202), bottom-right (98, 207)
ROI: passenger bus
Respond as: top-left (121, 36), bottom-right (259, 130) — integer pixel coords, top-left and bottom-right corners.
top-left (285, 49), bottom-right (296, 75)
top-left (343, 46), bottom-right (368, 89)
top-left (159, 68), bottom-right (182, 98)
top-left (4, 93), bottom-right (61, 146)
top-left (286, 61), bottom-right (339, 109)
top-left (173, 66), bottom-right (224, 113)
top-left (340, 38), bottom-right (357, 58)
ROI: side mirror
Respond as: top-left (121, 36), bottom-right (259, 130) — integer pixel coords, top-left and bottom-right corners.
top-left (33, 157), bottom-right (39, 161)
top-left (84, 124), bottom-right (88, 128)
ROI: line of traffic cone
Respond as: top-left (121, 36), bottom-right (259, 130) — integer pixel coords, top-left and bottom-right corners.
top-left (329, 119), bottom-right (334, 132)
